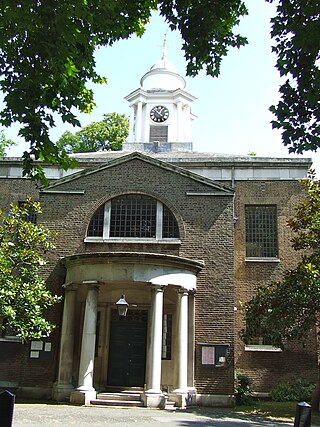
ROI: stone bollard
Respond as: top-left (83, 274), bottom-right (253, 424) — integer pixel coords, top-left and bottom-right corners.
top-left (0, 390), bottom-right (15, 427)
top-left (293, 401), bottom-right (311, 427)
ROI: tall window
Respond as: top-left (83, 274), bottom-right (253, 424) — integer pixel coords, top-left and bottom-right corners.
top-left (87, 195), bottom-right (179, 240)
top-left (162, 314), bottom-right (172, 360)
top-left (18, 201), bottom-right (37, 224)
top-left (245, 205), bottom-right (278, 258)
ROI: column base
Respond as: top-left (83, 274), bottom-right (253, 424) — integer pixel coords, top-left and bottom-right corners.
top-left (141, 392), bottom-right (166, 408)
top-left (70, 388), bottom-right (96, 406)
top-left (52, 383), bottom-right (75, 402)
top-left (168, 391), bottom-right (191, 408)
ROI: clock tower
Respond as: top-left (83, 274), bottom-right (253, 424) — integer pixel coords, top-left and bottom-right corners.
top-left (123, 39), bottom-right (196, 153)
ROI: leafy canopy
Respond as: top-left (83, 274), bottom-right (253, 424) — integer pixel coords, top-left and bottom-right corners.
top-left (269, 0), bottom-right (320, 154)
top-left (0, 130), bottom-right (16, 157)
top-left (0, 0), bottom-right (248, 181)
top-left (0, 0), bottom-right (319, 181)
top-left (56, 113), bottom-right (129, 153)
top-left (0, 198), bottom-right (60, 341)
top-left (242, 178), bottom-right (320, 348)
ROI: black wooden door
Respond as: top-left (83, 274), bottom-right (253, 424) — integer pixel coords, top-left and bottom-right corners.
top-left (107, 310), bottom-right (147, 387)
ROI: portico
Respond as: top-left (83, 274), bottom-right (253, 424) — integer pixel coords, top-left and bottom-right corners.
top-left (53, 252), bottom-right (203, 407)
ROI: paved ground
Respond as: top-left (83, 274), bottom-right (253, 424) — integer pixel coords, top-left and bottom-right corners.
top-left (11, 403), bottom-right (295, 427)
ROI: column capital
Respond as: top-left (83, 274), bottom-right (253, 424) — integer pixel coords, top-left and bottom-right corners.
top-left (82, 280), bottom-right (101, 291)
top-left (177, 287), bottom-right (189, 295)
top-left (151, 285), bottom-right (165, 293)
top-left (63, 282), bottom-right (79, 291)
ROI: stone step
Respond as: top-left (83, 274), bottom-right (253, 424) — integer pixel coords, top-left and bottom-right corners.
top-left (164, 400), bottom-right (176, 411)
top-left (96, 392), bottom-right (142, 402)
top-left (91, 398), bottom-right (144, 407)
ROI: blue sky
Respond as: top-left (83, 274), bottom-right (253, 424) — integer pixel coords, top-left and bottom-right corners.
top-left (4, 0), bottom-right (319, 171)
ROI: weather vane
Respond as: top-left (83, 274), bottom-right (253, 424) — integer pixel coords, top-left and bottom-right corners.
top-left (155, 31), bottom-right (169, 60)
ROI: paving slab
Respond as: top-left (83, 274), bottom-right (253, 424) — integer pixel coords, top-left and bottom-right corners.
top-left (11, 403), bottom-right (294, 427)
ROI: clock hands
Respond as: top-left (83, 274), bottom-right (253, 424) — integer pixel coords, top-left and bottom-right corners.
top-left (150, 105), bottom-right (169, 122)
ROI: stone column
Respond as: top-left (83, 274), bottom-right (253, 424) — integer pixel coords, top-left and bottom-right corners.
top-left (135, 101), bottom-right (143, 142)
top-left (52, 283), bottom-right (78, 401)
top-left (170, 288), bottom-right (189, 407)
top-left (174, 288), bottom-right (189, 392)
top-left (142, 286), bottom-right (166, 408)
top-left (176, 101), bottom-right (183, 141)
top-left (70, 282), bottom-right (99, 405)
top-left (188, 292), bottom-right (196, 393)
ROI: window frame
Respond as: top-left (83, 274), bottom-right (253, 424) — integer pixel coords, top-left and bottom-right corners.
top-left (245, 204), bottom-right (279, 261)
top-left (85, 196), bottom-right (180, 243)
top-left (0, 318), bottom-right (22, 343)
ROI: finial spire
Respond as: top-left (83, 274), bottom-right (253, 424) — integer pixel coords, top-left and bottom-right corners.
top-left (162, 31), bottom-right (168, 60)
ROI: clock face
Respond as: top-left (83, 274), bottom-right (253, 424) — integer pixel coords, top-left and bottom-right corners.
top-left (150, 105), bottom-right (169, 123)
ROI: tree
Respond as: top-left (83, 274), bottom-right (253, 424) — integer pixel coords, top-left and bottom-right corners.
top-left (0, 1), bottom-right (318, 181)
top-left (56, 113), bottom-right (129, 153)
top-left (0, 0), bottom-right (247, 181)
top-left (242, 178), bottom-right (320, 348)
top-left (269, 0), bottom-right (320, 155)
top-left (0, 130), bottom-right (16, 157)
top-left (0, 198), bottom-right (60, 341)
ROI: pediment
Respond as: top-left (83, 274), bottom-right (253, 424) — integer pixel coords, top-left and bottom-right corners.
top-left (41, 152), bottom-right (234, 196)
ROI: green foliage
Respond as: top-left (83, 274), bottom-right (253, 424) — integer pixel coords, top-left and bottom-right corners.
top-left (269, 0), bottom-right (320, 154)
top-left (56, 113), bottom-right (129, 153)
top-left (235, 370), bottom-right (253, 405)
top-left (0, 1), bottom-right (318, 178)
top-left (242, 179), bottom-right (320, 348)
top-left (0, 1), bottom-right (249, 182)
top-left (0, 198), bottom-right (61, 341)
top-left (270, 379), bottom-right (316, 402)
top-left (0, 130), bottom-right (16, 157)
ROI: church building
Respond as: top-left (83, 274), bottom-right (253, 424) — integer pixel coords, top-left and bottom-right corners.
top-left (0, 48), bottom-right (317, 408)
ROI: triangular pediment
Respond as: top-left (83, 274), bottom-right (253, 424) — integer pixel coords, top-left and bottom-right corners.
top-left (41, 152), bottom-right (234, 195)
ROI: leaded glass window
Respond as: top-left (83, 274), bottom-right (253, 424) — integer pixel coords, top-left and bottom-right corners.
top-left (87, 195), bottom-right (179, 240)
top-left (87, 205), bottom-right (104, 237)
top-left (110, 195), bottom-right (157, 238)
top-left (245, 205), bottom-right (278, 258)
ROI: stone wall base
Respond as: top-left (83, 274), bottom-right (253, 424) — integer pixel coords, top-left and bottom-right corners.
top-left (192, 394), bottom-right (235, 407)
top-left (141, 392), bottom-right (166, 408)
top-left (70, 389), bottom-right (96, 406)
top-left (52, 383), bottom-right (75, 402)
top-left (15, 386), bottom-right (53, 400)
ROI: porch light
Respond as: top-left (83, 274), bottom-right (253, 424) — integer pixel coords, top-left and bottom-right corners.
top-left (116, 295), bottom-right (129, 317)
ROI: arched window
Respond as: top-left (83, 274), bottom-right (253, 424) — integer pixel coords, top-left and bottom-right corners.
top-left (87, 195), bottom-right (179, 240)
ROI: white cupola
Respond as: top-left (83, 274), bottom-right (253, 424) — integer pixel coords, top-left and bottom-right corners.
top-left (123, 36), bottom-right (196, 153)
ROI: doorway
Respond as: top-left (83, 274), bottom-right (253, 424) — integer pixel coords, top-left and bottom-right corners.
top-left (107, 310), bottom-right (148, 387)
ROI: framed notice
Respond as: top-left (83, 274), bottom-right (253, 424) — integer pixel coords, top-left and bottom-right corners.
top-left (200, 343), bottom-right (230, 367)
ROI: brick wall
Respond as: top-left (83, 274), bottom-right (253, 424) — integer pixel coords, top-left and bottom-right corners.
top-left (234, 180), bottom-right (318, 392)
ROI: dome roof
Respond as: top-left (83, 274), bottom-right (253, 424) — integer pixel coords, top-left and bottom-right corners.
top-left (149, 57), bottom-right (178, 73)
top-left (140, 54), bottom-right (186, 91)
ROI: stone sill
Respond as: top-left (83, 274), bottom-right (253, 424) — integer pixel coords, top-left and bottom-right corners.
top-left (0, 337), bottom-right (22, 343)
top-left (245, 258), bottom-right (280, 263)
top-left (245, 345), bottom-right (282, 352)
top-left (84, 238), bottom-right (181, 245)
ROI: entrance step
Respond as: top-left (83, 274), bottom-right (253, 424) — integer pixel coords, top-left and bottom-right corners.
top-left (164, 400), bottom-right (176, 411)
top-left (91, 391), bottom-right (144, 408)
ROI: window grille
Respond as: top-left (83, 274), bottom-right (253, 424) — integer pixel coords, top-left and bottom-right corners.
top-left (162, 314), bottom-right (172, 360)
top-left (162, 205), bottom-right (179, 238)
top-left (149, 125), bottom-right (168, 143)
top-left (87, 195), bottom-right (179, 240)
top-left (18, 201), bottom-right (37, 224)
top-left (245, 205), bottom-right (278, 258)
top-left (110, 195), bottom-right (157, 238)
top-left (87, 205), bottom-right (104, 237)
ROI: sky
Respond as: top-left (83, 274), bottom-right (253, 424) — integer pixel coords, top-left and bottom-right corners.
top-left (3, 0), bottom-right (320, 171)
